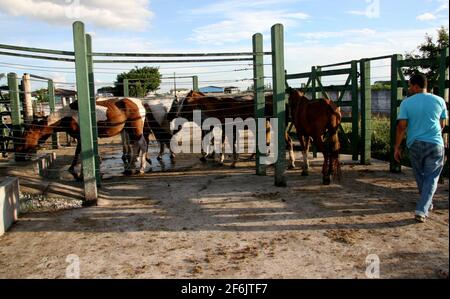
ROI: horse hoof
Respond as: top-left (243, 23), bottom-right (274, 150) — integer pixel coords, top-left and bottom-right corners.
top-left (218, 162), bottom-right (224, 167)
top-left (146, 158), bottom-right (152, 164)
top-left (200, 157), bottom-right (207, 163)
top-left (322, 177), bottom-right (331, 185)
top-left (82, 200), bottom-right (97, 207)
top-left (157, 156), bottom-right (163, 161)
top-left (230, 163), bottom-right (236, 169)
top-left (123, 169), bottom-right (134, 176)
top-left (301, 171), bottom-right (309, 176)
top-left (288, 165), bottom-right (295, 170)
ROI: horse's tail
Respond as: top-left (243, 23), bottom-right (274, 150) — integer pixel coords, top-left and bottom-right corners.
top-left (328, 104), bottom-right (342, 182)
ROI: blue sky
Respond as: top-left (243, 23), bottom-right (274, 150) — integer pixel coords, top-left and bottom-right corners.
top-left (0, 0), bottom-right (448, 93)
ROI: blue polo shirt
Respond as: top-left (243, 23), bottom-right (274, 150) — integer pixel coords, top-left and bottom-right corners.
top-left (397, 93), bottom-right (448, 148)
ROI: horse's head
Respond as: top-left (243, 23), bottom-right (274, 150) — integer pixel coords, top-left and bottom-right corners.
top-left (15, 118), bottom-right (53, 159)
top-left (176, 90), bottom-right (206, 120)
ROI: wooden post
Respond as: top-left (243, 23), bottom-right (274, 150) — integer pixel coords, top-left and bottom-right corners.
top-left (271, 24), bottom-right (286, 187)
top-left (192, 76), bottom-right (199, 92)
top-left (360, 59), bottom-right (372, 165)
top-left (253, 33), bottom-right (266, 176)
top-left (8, 73), bottom-right (23, 160)
top-left (390, 54), bottom-right (403, 173)
top-left (86, 34), bottom-right (101, 186)
top-left (350, 60), bottom-right (359, 161)
top-left (48, 79), bottom-right (58, 149)
top-left (72, 21), bottom-right (98, 204)
top-left (123, 79), bottom-right (129, 97)
top-left (22, 73), bottom-right (33, 122)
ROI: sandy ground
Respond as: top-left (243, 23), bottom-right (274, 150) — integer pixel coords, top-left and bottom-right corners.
top-left (0, 136), bottom-right (448, 279)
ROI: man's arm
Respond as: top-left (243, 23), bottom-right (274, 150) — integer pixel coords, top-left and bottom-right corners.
top-left (440, 119), bottom-right (446, 131)
top-left (394, 120), bottom-right (408, 163)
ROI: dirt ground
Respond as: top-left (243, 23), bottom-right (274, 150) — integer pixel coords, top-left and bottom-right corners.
top-left (0, 136), bottom-right (448, 279)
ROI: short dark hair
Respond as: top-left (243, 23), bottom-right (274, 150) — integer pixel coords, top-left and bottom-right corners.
top-left (409, 73), bottom-right (428, 89)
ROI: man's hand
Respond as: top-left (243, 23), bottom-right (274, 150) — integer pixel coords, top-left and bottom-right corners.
top-left (394, 147), bottom-right (402, 163)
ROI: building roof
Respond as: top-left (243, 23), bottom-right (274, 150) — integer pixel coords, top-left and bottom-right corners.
top-left (199, 86), bottom-right (224, 93)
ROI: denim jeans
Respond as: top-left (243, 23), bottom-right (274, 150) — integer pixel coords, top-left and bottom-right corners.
top-left (408, 140), bottom-right (445, 217)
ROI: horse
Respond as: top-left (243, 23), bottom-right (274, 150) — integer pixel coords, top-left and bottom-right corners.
top-left (143, 97), bottom-right (180, 163)
top-left (15, 97), bottom-right (148, 180)
top-left (286, 87), bottom-right (342, 185)
top-left (177, 90), bottom-right (295, 168)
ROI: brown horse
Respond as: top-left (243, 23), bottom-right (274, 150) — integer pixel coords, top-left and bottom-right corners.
top-left (16, 97), bottom-right (148, 179)
top-left (287, 87), bottom-right (342, 185)
top-left (177, 90), bottom-right (295, 168)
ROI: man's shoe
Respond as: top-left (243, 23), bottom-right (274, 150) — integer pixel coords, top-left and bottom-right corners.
top-left (415, 215), bottom-right (426, 223)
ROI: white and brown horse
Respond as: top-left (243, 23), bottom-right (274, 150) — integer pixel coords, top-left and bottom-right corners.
top-left (16, 97), bottom-right (148, 179)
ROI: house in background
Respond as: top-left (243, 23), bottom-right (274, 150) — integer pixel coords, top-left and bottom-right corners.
top-left (170, 88), bottom-right (190, 97)
top-left (224, 86), bottom-right (240, 94)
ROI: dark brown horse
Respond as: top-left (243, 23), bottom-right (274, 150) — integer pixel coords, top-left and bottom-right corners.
top-left (177, 90), bottom-right (295, 168)
top-left (16, 97), bottom-right (148, 179)
top-left (287, 87), bottom-right (342, 185)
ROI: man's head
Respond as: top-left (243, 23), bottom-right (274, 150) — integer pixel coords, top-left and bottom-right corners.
top-left (408, 73), bottom-right (428, 95)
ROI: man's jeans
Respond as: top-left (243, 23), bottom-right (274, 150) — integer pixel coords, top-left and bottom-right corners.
top-left (408, 140), bottom-right (445, 217)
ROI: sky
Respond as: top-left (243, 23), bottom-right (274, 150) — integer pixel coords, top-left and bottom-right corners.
top-left (0, 0), bottom-right (448, 93)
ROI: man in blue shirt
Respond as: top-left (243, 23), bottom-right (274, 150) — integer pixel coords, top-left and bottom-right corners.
top-left (395, 73), bottom-right (448, 223)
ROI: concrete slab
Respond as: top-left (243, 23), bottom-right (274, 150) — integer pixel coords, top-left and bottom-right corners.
top-left (0, 176), bottom-right (20, 236)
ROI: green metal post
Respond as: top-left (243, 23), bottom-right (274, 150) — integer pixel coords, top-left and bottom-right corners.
top-left (123, 79), bottom-right (129, 97)
top-left (8, 73), bottom-right (23, 159)
top-left (390, 54), bottom-right (403, 173)
top-left (192, 76), bottom-right (199, 92)
top-left (271, 24), bottom-right (286, 187)
top-left (438, 48), bottom-right (449, 179)
top-left (253, 33), bottom-right (266, 176)
top-left (48, 79), bottom-right (58, 149)
top-left (360, 59), bottom-right (372, 165)
top-left (438, 48), bottom-right (448, 100)
top-left (86, 34), bottom-right (101, 186)
top-left (351, 60), bottom-right (359, 161)
top-left (72, 21), bottom-right (98, 204)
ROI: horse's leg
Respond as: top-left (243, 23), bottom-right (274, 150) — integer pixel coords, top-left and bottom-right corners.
top-left (168, 142), bottom-right (175, 161)
top-left (121, 130), bottom-right (130, 165)
top-left (145, 135), bottom-right (152, 165)
top-left (297, 133), bottom-right (309, 176)
top-left (138, 135), bottom-right (148, 174)
top-left (287, 132), bottom-right (295, 169)
top-left (200, 130), bottom-right (208, 162)
top-left (157, 142), bottom-right (164, 161)
top-left (230, 127), bottom-right (238, 168)
top-left (68, 139), bottom-right (81, 181)
top-left (314, 135), bottom-right (330, 185)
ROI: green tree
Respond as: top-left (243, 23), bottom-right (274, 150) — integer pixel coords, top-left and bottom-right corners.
top-left (34, 88), bottom-right (49, 103)
top-left (114, 66), bottom-right (161, 97)
top-left (404, 26), bottom-right (449, 90)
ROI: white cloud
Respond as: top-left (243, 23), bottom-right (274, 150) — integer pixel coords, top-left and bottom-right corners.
top-left (436, 0), bottom-right (449, 13)
top-left (0, 0), bottom-right (153, 30)
top-left (416, 13), bottom-right (437, 21)
top-left (189, 10), bottom-right (309, 45)
top-left (187, 0), bottom-right (309, 45)
top-left (298, 29), bottom-right (377, 40)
